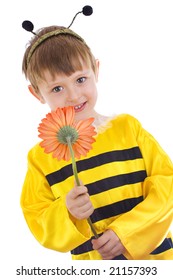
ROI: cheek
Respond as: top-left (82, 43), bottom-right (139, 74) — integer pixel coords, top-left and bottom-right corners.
top-left (46, 96), bottom-right (65, 111)
top-left (49, 102), bottom-right (61, 111)
top-left (89, 84), bottom-right (98, 100)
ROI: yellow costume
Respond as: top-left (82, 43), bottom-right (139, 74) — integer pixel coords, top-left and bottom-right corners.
top-left (20, 114), bottom-right (173, 259)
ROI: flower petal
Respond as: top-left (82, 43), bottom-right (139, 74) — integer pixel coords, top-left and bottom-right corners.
top-left (75, 118), bottom-right (95, 131)
top-left (52, 143), bottom-right (71, 161)
top-left (76, 139), bottom-right (94, 150)
top-left (40, 140), bottom-right (60, 152)
top-left (64, 106), bottom-right (75, 126)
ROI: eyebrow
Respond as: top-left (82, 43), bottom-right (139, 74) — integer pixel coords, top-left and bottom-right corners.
top-left (42, 68), bottom-right (91, 86)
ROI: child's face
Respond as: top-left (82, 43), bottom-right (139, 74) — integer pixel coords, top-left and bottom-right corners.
top-left (30, 60), bottom-right (99, 122)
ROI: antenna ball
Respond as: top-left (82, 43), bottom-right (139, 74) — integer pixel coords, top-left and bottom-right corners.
top-left (22, 20), bottom-right (34, 32)
top-left (82, 5), bottom-right (93, 16)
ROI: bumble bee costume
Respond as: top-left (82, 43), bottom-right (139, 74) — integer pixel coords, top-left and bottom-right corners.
top-left (21, 114), bottom-right (173, 260)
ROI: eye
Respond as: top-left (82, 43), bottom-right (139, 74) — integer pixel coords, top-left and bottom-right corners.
top-left (52, 86), bottom-right (63, 93)
top-left (77, 77), bottom-right (86, 84)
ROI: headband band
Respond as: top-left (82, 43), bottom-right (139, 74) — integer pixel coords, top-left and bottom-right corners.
top-left (26, 28), bottom-right (85, 68)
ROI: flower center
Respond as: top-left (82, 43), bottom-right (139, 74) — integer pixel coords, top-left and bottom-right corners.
top-left (57, 125), bottom-right (78, 144)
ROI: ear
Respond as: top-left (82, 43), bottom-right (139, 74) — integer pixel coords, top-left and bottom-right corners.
top-left (95, 59), bottom-right (100, 82)
top-left (28, 85), bottom-right (46, 104)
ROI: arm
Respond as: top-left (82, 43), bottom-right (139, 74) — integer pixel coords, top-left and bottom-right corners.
top-left (107, 117), bottom-right (173, 259)
top-left (20, 148), bottom-right (92, 253)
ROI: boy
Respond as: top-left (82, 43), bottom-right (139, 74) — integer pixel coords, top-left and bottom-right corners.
top-left (21, 25), bottom-right (173, 260)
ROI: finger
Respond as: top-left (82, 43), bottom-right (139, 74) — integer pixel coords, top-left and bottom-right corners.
top-left (100, 243), bottom-right (126, 260)
top-left (73, 193), bottom-right (90, 208)
top-left (70, 186), bottom-right (88, 199)
top-left (79, 199), bottom-right (93, 212)
top-left (92, 235), bottom-right (108, 250)
top-left (77, 205), bottom-right (94, 219)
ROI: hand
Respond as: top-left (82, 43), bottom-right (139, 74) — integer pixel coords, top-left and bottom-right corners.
top-left (66, 184), bottom-right (94, 220)
top-left (92, 229), bottom-right (126, 260)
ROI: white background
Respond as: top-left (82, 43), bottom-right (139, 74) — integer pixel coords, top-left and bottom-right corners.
top-left (1, 0), bottom-right (173, 278)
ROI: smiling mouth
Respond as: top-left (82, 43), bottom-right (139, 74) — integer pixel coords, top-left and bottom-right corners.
top-left (74, 102), bottom-right (87, 112)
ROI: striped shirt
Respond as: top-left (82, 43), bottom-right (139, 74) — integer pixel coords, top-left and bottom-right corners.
top-left (20, 114), bottom-right (173, 259)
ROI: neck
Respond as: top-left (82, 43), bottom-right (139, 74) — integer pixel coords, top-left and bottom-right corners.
top-left (93, 113), bottom-right (109, 128)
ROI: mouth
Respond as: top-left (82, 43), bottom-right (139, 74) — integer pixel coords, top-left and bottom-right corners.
top-left (74, 102), bottom-right (87, 113)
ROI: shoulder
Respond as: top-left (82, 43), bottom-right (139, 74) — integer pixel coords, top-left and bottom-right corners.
top-left (96, 113), bottom-right (143, 137)
top-left (27, 141), bottom-right (59, 173)
top-left (27, 141), bottom-right (47, 162)
top-left (111, 113), bottom-right (142, 130)
top-left (28, 142), bottom-right (42, 155)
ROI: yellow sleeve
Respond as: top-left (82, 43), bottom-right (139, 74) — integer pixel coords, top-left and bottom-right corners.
top-left (107, 116), bottom-right (173, 259)
top-left (20, 148), bottom-right (92, 252)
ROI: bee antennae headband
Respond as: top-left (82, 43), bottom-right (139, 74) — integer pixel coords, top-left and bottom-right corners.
top-left (22, 5), bottom-right (93, 68)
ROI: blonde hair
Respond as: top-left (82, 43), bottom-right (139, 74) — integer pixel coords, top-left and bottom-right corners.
top-left (22, 26), bottom-right (96, 92)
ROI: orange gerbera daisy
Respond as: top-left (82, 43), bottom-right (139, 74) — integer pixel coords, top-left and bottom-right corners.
top-left (38, 106), bottom-right (98, 238)
top-left (38, 106), bottom-right (96, 161)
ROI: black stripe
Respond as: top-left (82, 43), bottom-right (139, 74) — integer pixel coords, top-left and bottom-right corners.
top-left (90, 196), bottom-right (143, 223)
top-left (71, 239), bottom-right (92, 255)
top-left (86, 170), bottom-right (147, 196)
top-left (151, 238), bottom-right (173, 255)
top-left (112, 254), bottom-right (127, 260)
top-left (46, 147), bottom-right (143, 186)
top-left (71, 234), bottom-right (102, 255)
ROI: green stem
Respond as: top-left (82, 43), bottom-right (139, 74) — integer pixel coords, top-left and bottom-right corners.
top-left (66, 137), bottom-right (99, 239)
top-left (66, 137), bottom-right (80, 186)
top-left (87, 217), bottom-right (99, 239)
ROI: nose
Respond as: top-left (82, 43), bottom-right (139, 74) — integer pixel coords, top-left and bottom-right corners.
top-left (67, 87), bottom-right (80, 102)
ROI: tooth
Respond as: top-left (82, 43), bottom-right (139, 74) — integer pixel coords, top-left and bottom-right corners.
top-left (75, 104), bottom-right (82, 109)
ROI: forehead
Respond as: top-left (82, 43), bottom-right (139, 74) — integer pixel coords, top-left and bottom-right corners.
top-left (38, 64), bottom-right (92, 85)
